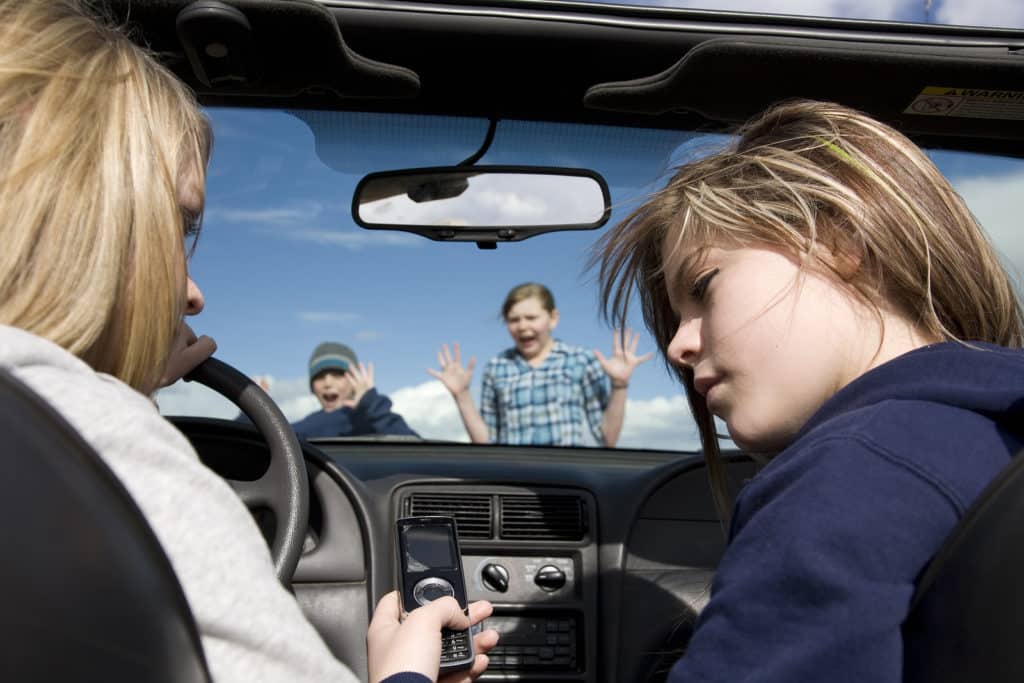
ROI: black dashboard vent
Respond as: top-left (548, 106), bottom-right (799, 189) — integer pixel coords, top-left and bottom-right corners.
top-left (499, 495), bottom-right (587, 541)
top-left (404, 493), bottom-right (493, 539)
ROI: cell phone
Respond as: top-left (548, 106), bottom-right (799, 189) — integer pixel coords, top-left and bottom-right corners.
top-left (396, 516), bottom-right (474, 673)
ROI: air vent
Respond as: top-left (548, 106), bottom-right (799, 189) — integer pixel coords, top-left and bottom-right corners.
top-left (404, 493), bottom-right (493, 539)
top-left (500, 495), bottom-right (587, 541)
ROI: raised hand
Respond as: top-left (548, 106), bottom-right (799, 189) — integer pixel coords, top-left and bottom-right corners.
top-left (427, 342), bottom-right (476, 397)
top-left (341, 361), bottom-right (375, 408)
top-left (593, 328), bottom-right (653, 388)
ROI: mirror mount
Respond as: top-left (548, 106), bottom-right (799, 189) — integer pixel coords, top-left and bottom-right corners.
top-left (457, 118), bottom-right (498, 168)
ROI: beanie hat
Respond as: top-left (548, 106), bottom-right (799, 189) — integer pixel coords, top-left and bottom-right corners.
top-left (308, 342), bottom-right (358, 389)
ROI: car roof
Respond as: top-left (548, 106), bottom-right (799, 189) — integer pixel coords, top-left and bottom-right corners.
top-left (110, 0), bottom-right (1024, 156)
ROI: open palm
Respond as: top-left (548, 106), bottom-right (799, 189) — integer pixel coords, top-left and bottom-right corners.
top-left (594, 328), bottom-right (653, 386)
top-left (428, 342), bottom-right (476, 396)
top-left (341, 361), bottom-right (375, 408)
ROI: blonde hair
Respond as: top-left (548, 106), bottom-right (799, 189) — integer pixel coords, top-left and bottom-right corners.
top-left (502, 282), bottom-right (556, 318)
top-left (595, 99), bottom-right (1023, 521)
top-left (0, 0), bottom-right (211, 392)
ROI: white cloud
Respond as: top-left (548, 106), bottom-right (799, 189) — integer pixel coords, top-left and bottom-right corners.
top-left (263, 376), bottom-right (322, 421)
top-left (619, 394), bottom-right (702, 451)
top-left (288, 228), bottom-right (421, 250)
top-left (156, 379), bottom-right (244, 420)
top-left (206, 201), bottom-right (323, 226)
top-left (356, 330), bottom-right (381, 341)
top-left (203, 200), bottom-right (423, 250)
top-left (473, 189), bottom-right (548, 220)
top-left (391, 381), bottom-right (472, 442)
top-left (359, 174), bottom-right (605, 228)
top-left (297, 311), bottom-right (360, 323)
top-left (935, 0), bottom-right (1024, 28)
top-left (157, 375), bottom-right (318, 422)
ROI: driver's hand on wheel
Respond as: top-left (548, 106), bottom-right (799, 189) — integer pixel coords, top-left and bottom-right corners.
top-left (159, 321), bottom-right (217, 388)
top-left (367, 591), bottom-right (498, 683)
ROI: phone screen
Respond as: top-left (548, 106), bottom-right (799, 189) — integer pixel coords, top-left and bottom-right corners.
top-left (401, 524), bottom-right (457, 571)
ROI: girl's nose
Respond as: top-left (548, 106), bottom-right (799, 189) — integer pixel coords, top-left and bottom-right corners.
top-left (666, 316), bottom-right (701, 368)
top-left (185, 275), bottom-right (205, 316)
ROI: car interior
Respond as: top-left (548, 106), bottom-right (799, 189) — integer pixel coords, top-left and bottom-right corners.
top-left (4, 0), bottom-right (1024, 681)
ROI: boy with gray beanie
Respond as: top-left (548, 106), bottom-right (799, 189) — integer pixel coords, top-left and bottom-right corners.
top-left (240, 342), bottom-right (416, 439)
top-left (290, 341), bottom-right (416, 439)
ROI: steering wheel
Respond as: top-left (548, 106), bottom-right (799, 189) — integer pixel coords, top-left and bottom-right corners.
top-left (184, 358), bottom-right (309, 583)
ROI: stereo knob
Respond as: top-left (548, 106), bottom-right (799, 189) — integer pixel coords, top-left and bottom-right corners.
top-left (481, 563), bottom-right (510, 593)
top-left (534, 564), bottom-right (566, 592)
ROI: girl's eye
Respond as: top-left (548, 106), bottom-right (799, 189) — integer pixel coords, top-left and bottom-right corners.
top-left (181, 207), bottom-right (202, 256)
top-left (181, 207), bottom-right (200, 236)
top-left (689, 268), bottom-right (719, 301)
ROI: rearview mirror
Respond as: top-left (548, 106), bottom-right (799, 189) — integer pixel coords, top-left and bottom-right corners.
top-left (352, 166), bottom-right (611, 247)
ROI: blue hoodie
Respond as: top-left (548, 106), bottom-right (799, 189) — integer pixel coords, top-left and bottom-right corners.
top-left (289, 387), bottom-right (417, 440)
top-left (668, 342), bottom-right (1024, 683)
top-left (237, 387), bottom-right (417, 440)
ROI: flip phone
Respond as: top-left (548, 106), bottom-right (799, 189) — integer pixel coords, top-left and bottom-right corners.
top-left (396, 516), bottom-right (474, 672)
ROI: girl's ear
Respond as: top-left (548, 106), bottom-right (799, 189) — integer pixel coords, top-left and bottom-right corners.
top-left (832, 248), bottom-right (862, 282)
top-left (813, 238), bottom-right (863, 283)
top-left (550, 308), bottom-right (560, 329)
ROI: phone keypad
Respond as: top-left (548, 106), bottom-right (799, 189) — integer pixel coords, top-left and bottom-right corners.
top-left (441, 628), bottom-right (472, 664)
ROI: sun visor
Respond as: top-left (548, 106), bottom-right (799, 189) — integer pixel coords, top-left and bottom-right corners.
top-left (584, 36), bottom-right (1024, 143)
top-left (106, 0), bottom-right (419, 99)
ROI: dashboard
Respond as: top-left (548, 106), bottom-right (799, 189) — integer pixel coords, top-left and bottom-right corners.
top-left (176, 418), bottom-right (756, 683)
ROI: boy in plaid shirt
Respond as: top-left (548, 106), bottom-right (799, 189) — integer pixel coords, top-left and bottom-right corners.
top-left (429, 283), bottom-right (651, 446)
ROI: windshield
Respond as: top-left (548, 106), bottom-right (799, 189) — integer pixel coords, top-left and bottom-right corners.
top-left (156, 107), bottom-right (1024, 455)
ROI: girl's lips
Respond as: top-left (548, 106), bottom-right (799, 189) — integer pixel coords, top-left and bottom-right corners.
top-left (693, 375), bottom-right (720, 397)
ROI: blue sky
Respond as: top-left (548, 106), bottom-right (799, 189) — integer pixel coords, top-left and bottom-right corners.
top-left (156, 1), bottom-right (1024, 450)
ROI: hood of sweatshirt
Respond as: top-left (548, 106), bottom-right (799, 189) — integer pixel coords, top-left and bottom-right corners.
top-left (798, 341), bottom-right (1024, 443)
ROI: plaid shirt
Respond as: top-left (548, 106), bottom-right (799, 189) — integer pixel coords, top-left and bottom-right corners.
top-left (480, 340), bottom-right (610, 446)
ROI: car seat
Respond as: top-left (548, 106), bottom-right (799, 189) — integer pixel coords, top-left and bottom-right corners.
top-left (0, 367), bottom-right (211, 682)
top-left (903, 446), bottom-right (1024, 681)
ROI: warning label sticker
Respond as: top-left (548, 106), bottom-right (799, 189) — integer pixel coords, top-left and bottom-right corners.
top-left (904, 87), bottom-right (1024, 121)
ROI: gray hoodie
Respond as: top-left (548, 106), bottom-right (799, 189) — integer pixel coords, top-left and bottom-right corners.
top-left (0, 325), bottom-right (358, 683)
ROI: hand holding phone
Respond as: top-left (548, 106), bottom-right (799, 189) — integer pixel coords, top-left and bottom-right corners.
top-left (396, 516), bottom-right (475, 673)
top-left (366, 591), bottom-right (496, 683)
